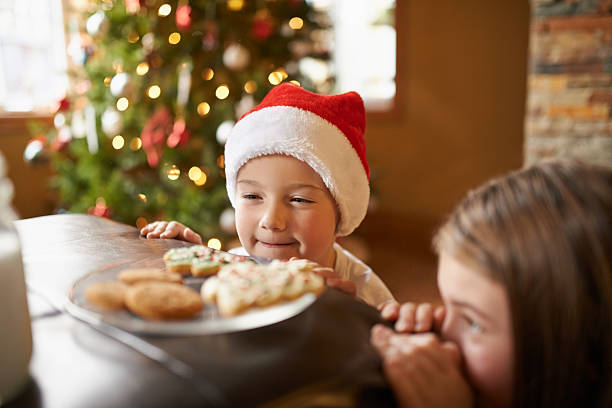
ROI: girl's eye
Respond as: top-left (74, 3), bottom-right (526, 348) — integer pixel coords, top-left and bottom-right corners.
top-left (291, 197), bottom-right (314, 204)
top-left (464, 316), bottom-right (483, 334)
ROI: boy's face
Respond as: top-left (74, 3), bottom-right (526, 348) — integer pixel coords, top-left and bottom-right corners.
top-left (234, 155), bottom-right (338, 268)
top-left (437, 253), bottom-right (514, 408)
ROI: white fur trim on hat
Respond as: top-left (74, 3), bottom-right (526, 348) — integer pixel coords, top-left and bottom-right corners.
top-left (225, 105), bottom-right (370, 236)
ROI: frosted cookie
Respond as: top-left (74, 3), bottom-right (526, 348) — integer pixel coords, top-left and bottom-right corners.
top-left (201, 259), bottom-right (325, 317)
top-left (85, 281), bottom-right (128, 310)
top-left (125, 282), bottom-right (203, 320)
top-left (118, 268), bottom-right (183, 285)
top-left (163, 245), bottom-right (251, 276)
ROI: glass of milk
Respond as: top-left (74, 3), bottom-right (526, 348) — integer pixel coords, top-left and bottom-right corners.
top-left (0, 151), bottom-right (32, 404)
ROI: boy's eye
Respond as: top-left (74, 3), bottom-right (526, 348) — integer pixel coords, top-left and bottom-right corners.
top-left (241, 194), bottom-right (261, 200)
top-left (290, 197), bottom-right (314, 204)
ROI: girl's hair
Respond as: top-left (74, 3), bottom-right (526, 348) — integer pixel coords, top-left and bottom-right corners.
top-left (434, 160), bottom-right (612, 408)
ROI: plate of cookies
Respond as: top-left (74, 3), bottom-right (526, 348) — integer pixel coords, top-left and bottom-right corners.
top-left (66, 245), bottom-right (326, 336)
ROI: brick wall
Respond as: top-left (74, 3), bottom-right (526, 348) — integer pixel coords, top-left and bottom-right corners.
top-left (526, 0), bottom-right (612, 165)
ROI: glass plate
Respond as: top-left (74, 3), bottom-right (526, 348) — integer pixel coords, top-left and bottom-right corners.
top-left (65, 257), bottom-right (319, 336)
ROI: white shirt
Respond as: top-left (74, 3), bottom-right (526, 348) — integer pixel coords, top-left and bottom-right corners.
top-left (229, 243), bottom-right (395, 307)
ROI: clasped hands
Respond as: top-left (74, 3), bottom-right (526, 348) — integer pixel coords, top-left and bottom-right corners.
top-left (371, 301), bottom-right (474, 408)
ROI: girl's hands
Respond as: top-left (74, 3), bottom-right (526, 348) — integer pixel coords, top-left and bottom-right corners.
top-left (370, 325), bottom-right (474, 408)
top-left (377, 300), bottom-right (446, 334)
top-left (139, 221), bottom-right (202, 245)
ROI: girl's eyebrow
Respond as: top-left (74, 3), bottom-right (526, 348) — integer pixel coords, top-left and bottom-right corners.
top-left (287, 183), bottom-right (326, 192)
top-left (450, 300), bottom-right (493, 323)
top-left (237, 179), bottom-right (262, 186)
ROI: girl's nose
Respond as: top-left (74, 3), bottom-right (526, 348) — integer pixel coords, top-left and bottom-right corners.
top-left (258, 203), bottom-right (286, 231)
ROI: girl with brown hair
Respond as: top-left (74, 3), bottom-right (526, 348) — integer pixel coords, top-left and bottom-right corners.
top-left (372, 160), bottom-right (612, 408)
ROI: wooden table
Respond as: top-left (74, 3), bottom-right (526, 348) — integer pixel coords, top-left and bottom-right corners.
top-left (7, 214), bottom-right (395, 408)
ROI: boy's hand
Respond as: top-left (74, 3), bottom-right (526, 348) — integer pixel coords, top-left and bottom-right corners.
top-left (370, 325), bottom-right (473, 408)
top-left (139, 221), bottom-right (202, 245)
top-left (289, 257), bottom-right (356, 297)
top-left (377, 301), bottom-right (446, 334)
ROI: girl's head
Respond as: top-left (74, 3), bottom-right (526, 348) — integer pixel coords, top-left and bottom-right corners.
top-left (434, 160), bottom-right (612, 408)
top-left (224, 84), bottom-right (371, 262)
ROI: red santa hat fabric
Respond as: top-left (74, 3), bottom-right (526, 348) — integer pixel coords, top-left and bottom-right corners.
top-left (224, 83), bottom-right (370, 236)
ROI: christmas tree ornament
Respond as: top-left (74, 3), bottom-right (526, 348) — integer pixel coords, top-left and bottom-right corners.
top-left (101, 107), bottom-right (123, 137)
top-left (86, 11), bottom-right (107, 36)
top-left (125, 0), bottom-right (141, 14)
top-left (216, 120), bottom-right (234, 145)
top-left (219, 208), bottom-right (236, 234)
top-left (51, 127), bottom-right (72, 152)
top-left (175, 5), bottom-right (192, 31)
top-left (201, 22), bottom-right (218, 51)
top-left (252, 10), bottom-right (274, 41)
top-left (167, 119), bottom-right (190, 148)
top-left (54, 96), bottom-right (70, 113)
top-left (141, 108), bottom-right (172, 167)
top-left (85, 105), bottom-right (99, 154)
top-left (141, 32), bottom-right (155, 53)
top-left (109, 72), bottom-right (130, 97)
top-left (177, 62), bottom-right (192, 107)
top-left (23, 137), bottom-right (49, 165)
top-left (222, 43), bottom-right (250, 71)
top-left (53, 113), bottom-right (66, 129)
top-left (235, 95), bottom-right (255, 118)
top-left (71, 109), bottom-right (87, 139)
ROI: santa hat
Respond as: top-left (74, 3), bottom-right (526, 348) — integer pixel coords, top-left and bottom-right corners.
top-left (224, 83), bottom-right (370, 237)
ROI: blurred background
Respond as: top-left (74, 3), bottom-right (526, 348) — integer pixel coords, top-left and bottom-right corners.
top-left (1, 0), bottom-right (610, 302)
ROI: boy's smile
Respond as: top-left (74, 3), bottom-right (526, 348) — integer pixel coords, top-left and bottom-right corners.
top-left (234, 154), bottom-right (338, 268)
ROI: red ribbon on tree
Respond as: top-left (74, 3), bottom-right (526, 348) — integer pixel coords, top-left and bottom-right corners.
top-left (167, 119), bottom-right (190, 148)
top-left (141, 107), bottom-right (172, 167)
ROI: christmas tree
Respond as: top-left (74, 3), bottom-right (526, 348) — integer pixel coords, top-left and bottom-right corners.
top-left (30, 0), bottom-right (331, 246)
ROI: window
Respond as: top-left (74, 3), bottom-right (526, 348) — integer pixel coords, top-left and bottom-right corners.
top-left (304, 0), bottom-right (396, 111)
top-left (0, 0), bottom-right (67, 114)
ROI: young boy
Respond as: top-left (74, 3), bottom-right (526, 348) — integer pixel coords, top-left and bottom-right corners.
top-left (141, 83), bottom-right (394, 307)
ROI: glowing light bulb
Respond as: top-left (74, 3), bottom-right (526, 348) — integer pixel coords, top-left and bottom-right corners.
top-left (136, 62), bottom-right (149, 76)
top-left (137, 193), bottom-right (147, 203)
top-left (129, 137), bottom-right (142, 150)
top-left (268, 71), bottom-right (283, 85)
top-left (147, 85), bottom-right (161, 99)
top-left (168, 32), bottom-right (181, 45)
top-left (289, 17), bottom-right (304, 30)
top-left (201, 68), bottom-right (214, 81)
top-left (112, 135), bottom-right (125, 149)
top-left (158, 4), bottom-right (171, 16)
top-left (215, 84), bottom-right (229, 99)
top-left (244, 80), bottom-right (257, 94)
top-left (207, 238), bottom-right (222, 250)
top-left (197, 102), bottom-right (211, 116)
top-left (136, 217), bottom-right (147, 229)
top-left (188, 166), bottom-right (203, 181)
top-left (227, 0), bottom-right (244, 11)
top-left (116, 97), bottom-right (129, 111)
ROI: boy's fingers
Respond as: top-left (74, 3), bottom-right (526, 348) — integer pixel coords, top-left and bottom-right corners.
top-left (183, 228), bottom-right (203, 244)
top-left (153, 221), bottom-right (168, 234)
top-left (313, 267), bottom-right (337, 279)
top-left (370, 324), bottom-right (394, 352)
top-left (396, 302), bottom-right (416, 332)
top-left (415, 303), bottom-right (433, 332)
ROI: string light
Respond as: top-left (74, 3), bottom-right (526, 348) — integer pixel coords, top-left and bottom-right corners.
top-left (137, 193), bottom-right (147, 203)
top-left (147, 85), bottom-right (161, 99)
top-left (290, 80), bottom-right (301, 86)
top-left (197, 102), bottom-right (210, 116)
top-left (112, 61), bottom-right (123, 73)
top-left (129, 137), bottom-right (142, 150)
top-left (188, 166), bottom-right (203, 181)
top-left (201, 68), bottom-right (214, 81)
top-left (128, 31), bottom-right (140, 43)
top-left (207, 238), bottom-right (222, 250)
top-left (112, 135), bottom-right (125, 149)
top-left (116, 97), bottom-right (129, 111)
top-left (244, 80), bottom-right (257, 94)
top-left (215, 84), bottom-right (229, 99)
top-left (167, 165), bottom-right (180, 180)
top-left (194, 172), bottom-right (207, 186)
top-left (268, 71), bottom-right (283, 85)
top-left (289, 17), bottom-right (304, 30)
top-left (217, 154), bottom-right (225, 168)
top-left (227, 0), bottom-right (244, 11)
top-left (136, 62), bottom-right (149, 76)
top-left (158, 4), bottom-right (171, 16)
top-left (104, 76), bottom-right (112, 86)
top-left (168, 32), bottom-right (181, 45)
top-left (136, 217), bottom-right (148, 229)
top-left (277, 67), bottom-right (288, 79)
